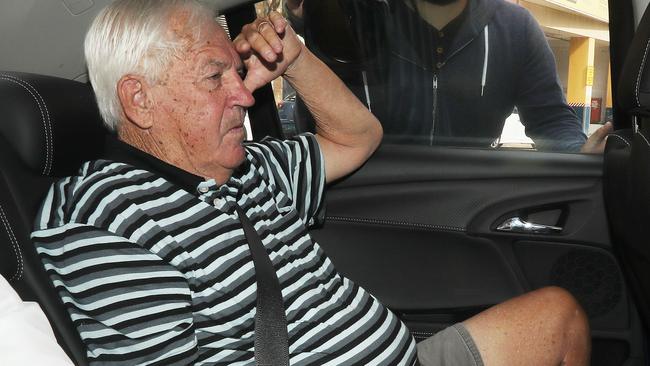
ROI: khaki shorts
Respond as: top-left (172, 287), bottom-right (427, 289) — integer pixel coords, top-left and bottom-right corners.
top-left (416, 323), bottom-right (484, 366)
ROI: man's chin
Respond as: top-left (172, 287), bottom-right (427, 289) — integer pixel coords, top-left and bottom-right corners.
top-left (224, 144), bottom-right (247, 169)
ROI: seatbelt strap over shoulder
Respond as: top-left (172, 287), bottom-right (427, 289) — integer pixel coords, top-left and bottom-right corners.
top-left (236, 206), bottom-right (290, 366)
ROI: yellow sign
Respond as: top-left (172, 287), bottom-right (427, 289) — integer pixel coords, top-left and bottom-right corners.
top-left (586, 66), bottom-right (595, 86)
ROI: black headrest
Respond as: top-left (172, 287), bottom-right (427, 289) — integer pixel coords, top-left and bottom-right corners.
top-left (618, 5), bottom-right (650, 117)
top-left (303, 0), bottom-right (362, 67)
top-left (302, 0), bottom-right (390, 70)
top-left (0, 72), bottom-right (108, 177)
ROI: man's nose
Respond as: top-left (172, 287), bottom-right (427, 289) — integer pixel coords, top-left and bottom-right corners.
top-left (230, 74), bottom-right (255, 108)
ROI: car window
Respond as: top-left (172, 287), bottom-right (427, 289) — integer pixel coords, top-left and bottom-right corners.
top-left (266, 0), bottom-right (611, 153)
top-left (251, 1), bottom-right (300, 139)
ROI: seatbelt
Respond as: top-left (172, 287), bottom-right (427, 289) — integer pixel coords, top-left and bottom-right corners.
top-left (236, 206), bottom-right (290, 366)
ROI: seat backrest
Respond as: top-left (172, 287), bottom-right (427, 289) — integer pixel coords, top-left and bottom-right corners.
top-left (0, 71), bottom-right (108, 365)
top-left (605, 2), bottom-right (650, 334)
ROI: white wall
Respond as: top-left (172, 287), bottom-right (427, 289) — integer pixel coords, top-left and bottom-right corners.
top-left (549, 38), bottom-right (570, 94)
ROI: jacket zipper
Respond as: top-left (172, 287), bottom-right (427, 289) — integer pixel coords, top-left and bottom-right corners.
top-left (429, 38), bottom-right (474, 145)
top-left (430, 74), bottom-right (438, 145)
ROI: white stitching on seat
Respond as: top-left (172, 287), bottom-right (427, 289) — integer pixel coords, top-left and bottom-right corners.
top-left (0, 75), bottom-right (53, 176)
top-left (410, 331), bottom-right (435, 336)
top-left (1, 74), bottom-right (54, 175)
top-left (638, 130), bottom-right (650, 147)
top-left (327, 215), bottom-right (466, 232)
top-left (636, 37), bottom-right (650, 108)
top-left (0, 204), bottom-right (24, 282)
top-left (607, 133), bottom-right (631, 147)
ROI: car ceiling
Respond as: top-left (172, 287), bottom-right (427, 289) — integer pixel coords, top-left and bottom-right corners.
top-left (4, 0), bottom-right (648, 81)
top-left (0, 0), bottom-right (257, 82)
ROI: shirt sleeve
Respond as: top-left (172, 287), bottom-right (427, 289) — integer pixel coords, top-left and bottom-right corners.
top-left (31, 223), bottom-right (199, 365)
top-left (246, 133), bottom-right (326, 227)
top-left (515, 10), bottom-right (587, 152)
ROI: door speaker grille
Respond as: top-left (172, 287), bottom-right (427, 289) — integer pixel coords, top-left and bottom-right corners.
top-left (550, 250), bottom-right (622, 317)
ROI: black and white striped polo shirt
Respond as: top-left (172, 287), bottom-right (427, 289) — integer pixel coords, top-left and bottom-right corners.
top-left (32, 134), bottom-right (417, 365)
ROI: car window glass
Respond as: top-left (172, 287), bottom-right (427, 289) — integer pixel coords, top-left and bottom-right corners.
top-left (252, 1), bottom-right (300, 138)
top-left (269, 0), bottom-right (611, 153)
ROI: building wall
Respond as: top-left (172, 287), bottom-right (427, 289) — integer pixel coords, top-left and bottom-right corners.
top-left (521, 0), bottom-right (610, 124)
top-left (592, 45), bottom-right (610, 121)
top-left (550, 39), bottom-right (570, 94)
top-left (526, 0), bottom-right (608, 22)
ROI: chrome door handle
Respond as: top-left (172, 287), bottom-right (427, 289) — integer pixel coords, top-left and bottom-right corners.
top-left (496, 217), bottom-right (563, 234)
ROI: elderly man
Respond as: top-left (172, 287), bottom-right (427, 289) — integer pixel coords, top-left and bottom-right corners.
top-left (32, 0), bottom-right (589, 365)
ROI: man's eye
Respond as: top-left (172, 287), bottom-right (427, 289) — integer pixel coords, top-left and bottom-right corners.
top-left (208, 72), bottom-right (222, 80)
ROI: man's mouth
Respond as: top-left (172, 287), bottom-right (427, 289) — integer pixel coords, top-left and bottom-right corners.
top-left (226, 123), bottom-right (245, 136)
top-left (225, 108), bottom-right (247, 136)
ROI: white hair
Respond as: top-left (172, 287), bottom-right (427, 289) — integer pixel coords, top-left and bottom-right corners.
top-left (84, 0), bottom-right (217, 131)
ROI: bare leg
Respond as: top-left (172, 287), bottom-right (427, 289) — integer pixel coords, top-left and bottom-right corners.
top-left (463, 286), bottom-right (590, 366)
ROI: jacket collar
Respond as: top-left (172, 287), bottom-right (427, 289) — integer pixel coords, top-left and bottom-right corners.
top-left (454, 0), bottom-right (497, 52)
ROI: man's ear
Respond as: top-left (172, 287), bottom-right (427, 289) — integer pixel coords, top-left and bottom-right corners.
top-left (117, 75), bottom-right (154, 129)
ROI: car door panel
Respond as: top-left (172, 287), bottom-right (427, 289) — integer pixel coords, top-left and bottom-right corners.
top-left (313, 222), bottom-right (522, 309)
top-left (323, 178), bottom-right (607, 244)
top-left (310, 144), bottom-right (644, 365)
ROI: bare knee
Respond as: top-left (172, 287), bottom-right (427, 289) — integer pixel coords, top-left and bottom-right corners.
top-left (536, 286), bottom-right (591, 363)
top-left (535, 286), bottom-right (579, 309)
top-left (536, 287), bottom-right (587, 321)
top-left (463, 286), bottom-right (590, 365)
top-left (533, 287), bottom-right (589, 330)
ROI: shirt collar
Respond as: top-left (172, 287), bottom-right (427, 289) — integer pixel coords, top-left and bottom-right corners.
top-left (404, 0), bottom-right (469, 38)
top-left (438, 3), bottom-right (469, 38)
top-left (103, 135), bottom-right (205, 194)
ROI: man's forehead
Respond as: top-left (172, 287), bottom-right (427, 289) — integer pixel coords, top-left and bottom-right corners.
top-left (168, 9), bottom-right (230, 51)
top-left (194, 35), bottom-right (242, 70)
top-left (197, 22), bottom-right (239, 56)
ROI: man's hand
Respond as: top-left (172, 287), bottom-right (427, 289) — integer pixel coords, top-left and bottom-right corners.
top-left (233, 11), bottom-right (304, 93)
top-left (580, 122), bottom-right (613, 154)
top-left (235, 11), bottom-right (382, 184)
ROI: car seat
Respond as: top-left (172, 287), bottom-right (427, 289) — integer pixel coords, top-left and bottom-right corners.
top-left (604, 2), bottom-right (650, 336)
top-left (0, 71), bottom-right (108, 366)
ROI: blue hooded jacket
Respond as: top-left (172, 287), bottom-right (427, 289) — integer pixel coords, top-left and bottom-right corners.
top-left (354, 0), bottom-right (587, 151)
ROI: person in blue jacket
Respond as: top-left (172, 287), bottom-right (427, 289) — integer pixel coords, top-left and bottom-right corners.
top-left (286, 0), bottom-right (611, 152)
